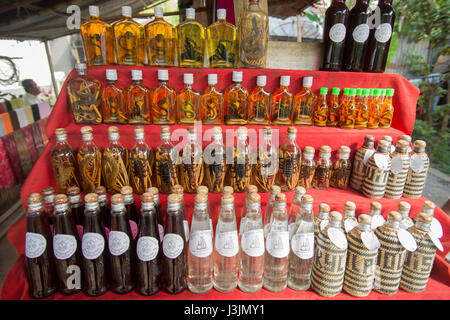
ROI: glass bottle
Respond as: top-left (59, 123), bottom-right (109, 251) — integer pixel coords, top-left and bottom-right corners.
top-left (136, 192), bottom-right (162, 296)
top-left (264, 193), bottom-right (290, 292)
top-left (401, 134), bottom-right (413, 153)
top-left (81, 193), bottom-right (108, 297)
top-left (67, 63), bottom-right (102, 124)
top-left (252, 127), bottom-right (277, 192)
top-left (367, 89), bottom-right (381, 128)
top-left (313, 87), bottom-right (328, 127)
top-left (42, 187), bottom-right (56, 227)
top-left (172, 185), bottom-right (189, 243)
top-left (201, 74), bottom-right (224, 124)
top-left (148, 187), bottom-right (164, 242)
top-left (80, 5), bottom-right (114, 66)
top-left (364, 0), bottom-right (396, 72)
top-left (339, 88), bottom-right (356, 129)
top-left (207, 9), bottom-right (237, 68)
top-left (327, 87), bottom-right (340, 127)
top-left (298, 146), bottom-right (316, 190)
top-left (403, 140), bottom-right (430, 199)
top-left (320, 0), bottom-right (349, 71)
top-left (239, 185), bottom-right (258, 237)
top-left (313, 145), bottom-right (332, 190)
top-left (197, 186), bottom-right (214, 240)
top-left (150, 69), bottom-right (176, 124)
top-left (121, 186), bottom-right (139, 225)
top-left (277, 127), bottom-right (301, 191)
top-left (179, 126), bottom-right (204, 193)
top-left (398, 201), bottom-right (413, 230)
top-left (94, 186), bottom-right (110, 229)
top-left (314, 203), bottom-right (330, 237)
top-left (293, 76), bottom-right (316, 126)
top-left (343, 0), bottom-right (371, 71)
top-left (188, 194), bottom-right (214, 294)
top-left (204, 126), bottom-right (226, 193)
top-left (102, 69), bottom-right (127, 124)
top-left (68, 186), bottom-right (84, 227)
top-left (355, 88), bottom-right (370, 129)
top-left (127, 70), bottom-right (151, 124)
top-left (177, 73), bottom-right (201, 124)
top-left (237, 0), bottom-right (269, 68)
top-left (288, 187), bottom-right (306, 240)
top-left (239, 193), bottom-right (265, 293)
top-left (369, 201), bottom-right (385, 230)
top-left (342, 201), bottom-right (358, 233)
top-left (224, 71), bottom-right (249, 125)
top-left (263, 185), bottom-right (281, 238)
top-left (379, 89), bottom-right (387, 107)
top-left (248, 75), bottom-right (271, 125)
top-left (144, 6), bottom-right (176, 66)
top-left (229, 126), bottom-right (252, 193)
top-left (379, 88), bottom-right (394, 128)
top-left (337, 88), bottom-right (349, 127)
top-left (113, 6), bottom-right (144, 65)
top-left (52, 194), bottom-right (82, 295)
top-left (176, 8), bottom-right (205, 68)
top-left (129, 126), bottom-right (153, 195)
top-left (350, 135), bottom-right (375, 190)
top-left (331, 146), bottom-right (352, 189)
top-left (271, 76), bottom-right (294, 125)
top-left (102, 126), bottom-right (130, 194)
top-left (155, 126), bottom-right (179, 194)
top-left (24, 193), bottom-right (57, 299)
top-left (162, 194), bottom-right (187, 294)
top-left (108, 194), bottom-right (135, 294)
top-left (77, 126), bottom-right (101, 193)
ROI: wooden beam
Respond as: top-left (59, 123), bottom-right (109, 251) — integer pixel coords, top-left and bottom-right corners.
top-left (0, 0), bottom-right (40, 15)
top-left (44, 40), bottom-right (59, 96)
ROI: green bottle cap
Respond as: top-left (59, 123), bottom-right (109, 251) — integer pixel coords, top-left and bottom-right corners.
top-left (343, 88), bottom-right (349, 95)
top-left (373, 89), bottom-right (381, 96)
top-left (332, 87), bottom-right (340, 95)
top-left (362, 88), bottom-right (370, 96)
top-left (320, 87), bottom-right (328, 95)
top-left (356, 88), bottom-right (362, 96)
top-left (350, 88), bottom-right (357, 96)
top-left (369, 88), bottom-right (374, 96)
top-left (387, 88), bottom-right (395, 96)
top-left (380, 89), bottom-right (386, 96)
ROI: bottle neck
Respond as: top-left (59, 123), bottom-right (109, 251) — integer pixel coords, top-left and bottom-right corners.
top-left (85, 201), bottom-right (99, 212)
top-left (109, 139), bottom-right (122, 148)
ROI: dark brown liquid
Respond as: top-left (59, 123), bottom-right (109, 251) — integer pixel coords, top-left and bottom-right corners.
top-left (125, 201), bottom-right (139, 223)
top-left (100, 202), bottom-right (111, 229)
top-left (155, 202), bottom-right (164, 240)
top-left (71, 203), bottom-right (85, 226)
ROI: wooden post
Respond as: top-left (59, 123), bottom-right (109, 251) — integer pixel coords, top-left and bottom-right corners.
top-left (297, 14), bottom-right (302, 42)
top-left (44, 40), bottom-right (59, 97)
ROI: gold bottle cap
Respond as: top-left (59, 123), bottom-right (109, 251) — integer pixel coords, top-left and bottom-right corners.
top-left (120, 186), bottom-right (133, 195)
top-left (54, 194), bottom-right (69, 205)
top-left (301, 194), bottom-right (313, 204)
top-left (287, 127), bottom-right (297, 134)
top-left (141, 192), bottom-right (154, 203)
top-left (172, 185), bottom-right (184, 194)
top-left (94, 186), bottom-right (106, 195)
top-left (67, 186), bottom-right (81, 196)
top-left (248, 193), bottom-right (261, 203)
top-left (396, 139), bottom-right (409, 148)
top-left (269, 185), bottom-right (281, 194)
top-left (319, 203), bottom-right (330, 212)
top-left (247, 185), bottom-right (258, 194)
top-left (111, 193), bottom-right (124, 204)
top-left (414, 140), bottom-right (426, 149)
top-left (388, 211), bottom-right (402, 222)
top-left (27, 193), bottom-right (42, 204)
top-left (344, 201), bottom-right (356, 210)
top-left (330, 211), bottom-right (342, 222)
top-left (275, 193), bottom-right (286, 203)
top-left (85, 193), bottom-right (99, 203)
top-left (370, 201), bottom-right (382, 211)
top-left (303, 146), bottom-right (315, 155)
top-left (223, 186), bottom-right (234, 195)
top-left (339, 146), bottom-right (351, 154)
top-left (398, 201), bottom-right (411, 211)
top-left (320, 145), bottom-right (332, 154)
top-left (197, 186), bottom-right (209, 195)
top-left (401, 135), bottom-right (412, 143)
top-left (358, 214), bottom-right (372, 225)
top-left (42, 187), bottom-right (55, 196)
top-left (417, 212), bottom-right (433, 224)
top-left (168, 193), bottom-right (181, 203)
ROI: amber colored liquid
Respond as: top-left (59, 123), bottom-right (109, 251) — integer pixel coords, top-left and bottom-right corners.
top-left (271, 87), bottom-right (294, 125)
top-left (248, 86), bottom-right (270, 125)
top-left (129, 140), bottom-right (153, 195)
top-left (177, 19), bottom-right (205, 68)
top-left (298, 159), bottom-right (316, 190)
top-left (379, 96), bottom-right (393, 128)
top-left (155, 140), bottom-right (179, 194)
top-left (77, 140), bottom-right (102, 193)
top-left (51, 141), bottom-right (79, 194)
top-left (80, 16), bottom-right (114, 66)
top-left (127, 81), bottom-right (151, 124)
top-left (313, 94), bottom-right (328, 127)
top-left (67, 75), bottom-right (102, 124)
top-left (177, 85), bottom-right (201, 124)
top-left (339, 96), bottom-right (356, 129)
top-left (224, 83), bottom-right (249, 125)
top-left (331, 159), bottom-right (351, 189)
top-left (355, 96), bottom-right (369, 129)
top-left (113, 17), bottom-right (144, 65)
top-left (327, 94), bottom-right (340, 126)
top-left (102, 81), bottom-right (128, 123)
top-left (151, 81), bottom-right (176, 124)
top-left (367, 96), bottom-right (381, 128)
top-left (276, 139), bottom-right (301, 192)
top-left (145, 17), bottom-right (176, 66)
top-left (293, 87), bottom-right (316, 126)
top-left (201, 85), bottom-right (224, 124)
top-left (102, 143), bottom-right (130, 194)
top-left (312, 159), bottom-right (332, 189)
top-left (207, 19), bottom-right (237, 68)
top-left (179, 142), bottom-right (204, 193)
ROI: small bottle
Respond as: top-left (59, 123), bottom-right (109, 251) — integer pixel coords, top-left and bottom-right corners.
top-left (398, 201), bottom-right (413, 230)
top-left (369, 201), bottom-right (385, 230)
top-left (25, 193), bottom-right (57, 299)
top-left (313, 145), bottom-right (332, 190)
top-left (151, 69), bottom-right (177, 124)
top-left (136, 192), bottom-right (161, 296)
top-left (204, 126), bottom-right (226, 193)
top-left (271, 76), bottom-right (294, 125)
top-left (229, 126), bottom-right (252, 193)
top-left (51, 128), bottom-right (79, 194)
top-left (239, 185), bottom-right (258, 237)
top-left (313, 87), bottom-right (328, 127)
top-left (326, 87), bottom-right (340, 127)
top-left (77, 126), bottom-right (102, 193)
top-left (113, 6), bottom-right (144, 66)
top-left (361, 140), bottom-right (391, 199)
top-left (68, 186), bottom-right (84, 227)
top-left (379, 88), bottom-right (394, 128)
top-left (102, 69), bottom-right (127, 123)
top-left (201, 74), bottom-right (224, 124)
top-left (385, 139), bottom-right (410, 199)
top-left (172, 185), bottom-right (189, 243)
top-left (339, 88), bottom-right (356, 129)
top-left (401, 134), bottom-right (413, 153)
top-left (94, 186), bottom-right (110, 229)
top-left (314, 203), bottom-right (330, 237)
top-left (350, 135), bottom-right (375, 190)
top-left (248, 75), bottom-right (271, 125)
top-left (155, 126), bottom-right (179, 194)
top-left (367, 89), bottom-right (381, 129)
top-left (288, 187), bottom-right (307, 240)
top-left (102, 126), bottom-right (130, 194)
top-left (238, 193), bottom-right (265, 293)
top-left (276, 127), bottom-right (301, 191)
top-left (331, 146), bottom-right (352, 189)
top-left (81, 193), bottom-right (108, 297)
top-left (252, 127), bottom-right (276, 192)
top-left (420, 201), bottom-right (443, 239)
top-left (264, 193), bottom-right (290, 292)
top-left (128, 126), bottom-right (153, 195)
top-left (342, 201), bottom-right (358, 233)
top-left (298, 146), bottom-right (316, 190)
top-left (127, 70), bottom-right (151, 124)
top-left (223, 186), bottom-right (234, 197)
top-left (214, 195), bottom-right (239, 292)
top-left (121, 186), bottom-right (138, 225)
top-left (177, 8), bottom-right (205, 68)
top-left (355, 88), bottom-right (369, 129)
top-left (403, 140), bottom-right (430, 199)
top-left (188, 194), bottom-right (214, 294)
top-left (263, 185), bottom-right (281, 238)
top-left (207, 8), bottom-right (237, 68)
top-left (179, 127), bottom-right (204, 193)
top-left (383, 135), bottom-right (394, 154)
top-left (42, 187), bottom-right (56, 227)
top-left (52, 194), bottom-right (82, 295)
top-left (337, 88), bottom-right (349, 127)
top-left (293, 77), bottom-right (316, 126)
top-left (224, 71), bottom-right (249, 125)
top-left (177, 73), bottom-right (201, 124)
top-left (147, 187), bottom-right (164, 242)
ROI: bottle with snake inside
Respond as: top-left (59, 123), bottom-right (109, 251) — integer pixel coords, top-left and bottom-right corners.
top-left (224, 71), bottom-right (249, 125)
top-left (102, 69), bottom-right (128, 124)
top-left (207, 9), bottom-right (237, 68)
top-left (327, 87), bottom-right (340, 126)
top-left (51, 128), bottom-right (79, 194)
top-left (330, 146), bottom-right (352, 190)
top-left (179, 127), bottom-right (204, 193)
top-left (155, 126), bottom-right (179, 194)
top-left (228, 126), bottom-right (252, 193)
top-left (312, 146), bottom-right (332, 190)
top-left (354, 88), bottom-right (370, 129)
top-left (367, 89), bottom-right (381, 128)
top-left (201, 74), bottom-right (224, 124)
top-left (127, 70), bottom-right (151, 124)
top-left (248, 75), bottom-right (271, 125)
top-left (271, 76), bottom-right (294, 125)
top-left (251, 127), bottom-right (277, 192)
top-left (204, 126), bottom-right (226, 193)
top-left (151, 69), bottom-right (177, 124)
top-left (276, 127), bottom-right (301, 191)
top-left (313, 88), bottom-right (328, 127)
top-left (77, 126), bottom-right (102, 193)
top-left (113, 6), bottom-right (144, 66)
top-left (176, 8), bottom-right (205, 68)
top-left (129, 126), bottom-right (153, 195)
top-left (293, 77), bottom-right (316, 126)
top-left (177, 73), bottom-right (201, 124)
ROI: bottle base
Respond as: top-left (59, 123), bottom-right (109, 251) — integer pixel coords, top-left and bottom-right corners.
top-left (287, 279), bottom-right (310, 291)
top-left (238, 281), bottom-right (263, 293)
top-left (213, 283), bottom-right (237, 293)
top-left (263, 280), bottom-right (287, 293)
top-left (188, 282), bottom-right (213, 294)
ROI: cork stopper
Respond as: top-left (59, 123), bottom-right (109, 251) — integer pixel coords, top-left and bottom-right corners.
top-left (364, 135), bottom-right (375, 143)
top-left (81, 126), bottom-right (93, 135)
top-left (42, 187), bottom-right (55, 197)
top-left (388, 211), bottom-right (402, 222)
top-left (330, 211), bottom-right (342, 222)
top-left (195, 194), bottom-right (208, 204)
top-left (344, 201), bottom-right (356, 210)
top-left (54, 194), bottom-right (68, 205)
top-left (85, 193), bottom-right (99, 203)
top-left (141, 192), bottom-right (154, 203)
top-left (398, 201), bottom-right (411, 212)
top-left (108, 126), bottom-right (119, 134)
top-left (221, 195), bottom-right (234, 205)
top-left (339, 146), bottom-right (351, 154)
top-left (172, 185), bottom-right (184, 194)
top-left (287, 127), bottom-right (297, 135)
top-left (120, 186), bottom-right (133, 195)
top-left (422, 200), bottom-right (435, 213)
top-left (370, 201), bottom-right (382, 211)
top-left (27, 193), bottom-right (42, 204)
top-left (223, 186), bottom-right (234, 195)
top-left (94, 186), bottom-right (106, 195)
top-left (269, 185), bottom-right (281, 194)
top-left (416, 212), bottom-right (432, 224)
top-left (396, 139), bottom-right (409, 148)
top-left (248, 193), bottom-right (261, 203)
top-left (294, 186), bottom-right (306, 197)
top-left (301, 194), bottom-right (313, 204)
top-left (383, 135), bottom-right (393, 143)
top-left (161, 126), bottom-right (170, 134)
top-left (320, 145), bottom-right (332, 154)
top-left (414, 140), bottom-right (426, 149)
top-left (303, 146), bottom-right (315, 155)
top-left (358, 214), bottom-right (372, 225)
top-left (319, 203), bottom-right (330, 212)
top-left (134, 126), bottom-right (145, 138)
top-left (377, 139), bottom-right (389, 151)
top-left (275, 193), bottom-right (286, 203)
top-left (55, 128), bottom-right (67, 141)
top-left (54, 128), bottom-right (66, 136)
top-left (263, 126), bottom-right (272, 136)
top-left (197, 186), bottom-right (208, 195)
top-left (401, 135), bottom-right (412, 143)
top-left (148, 187), bottom-right (159, 195)
top-left (247, 185), bottom-right (258, 194)
top-left (168, 193), bottom-right (181, 203)
top-left (67, 186), bottom-right (80, 196)
top-left (212, 126), bottom-right (222, 135)
top-left (111, 194), bottom-right (124, 204)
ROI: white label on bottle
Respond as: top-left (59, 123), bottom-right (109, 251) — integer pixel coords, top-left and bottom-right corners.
top-left (391, 145), bottom-right (396, 154)
top-left (390, 156), bottom-right (404, 174)
top-left (158, 224), bottom-right (164, 242)
top-left (25, 232), bottom-right (47, 259)
top-left (82, 232), bottom-right (105, 260)
top-left (241, 229), bottom-right (265, 257)
top-left (266, 231), bottom-right (289, 258)
top-left (327, 228), bottom-right (348, 249)
top-left (108, 231), bottom-right (130, 256)
top-left (427, 232), bottom-right (443, 252)
top-left (163, 233), bottom-right (184, 259)
top-left (374, 153), bottom-right (389, 170)
top-left (353, 23), bottom-right (370, 43)
top-left (137, 236), bottom-right (159, 261)
top-left (183, 220), bottom-right (190, 241)
top-left (344, 219), bottom-right (358, 233)
top-left (430, 217), bottom-right (443, 238)
top-left (363, 149), bottom-right (375, 166)
top-left (329, 23), bottom-right (346, 43)
top-left (288, 222), bottom-right (297, 240)
top-left (410, 154), bottom-right (425, 173)
top-left (397, 229), bottom-right (417, 252)
top-left (53, 234), bottom-right (77, 260)
top-left (371, 215), bottom-right (386, 230)
top-left (361, 231), bottom-right (381, 251)
top-left (215, 231), bottom-right (239, 257)
top-left (320, 220), bottom-right (329, 231)
top-left (291, 232), bottom-right (314, 259)
top-left (375, 23), bottom-right (392, 43)
top-left (189, 230), bottom-right (213, 258)
top-left (263, 224), bottom-right (270, 238)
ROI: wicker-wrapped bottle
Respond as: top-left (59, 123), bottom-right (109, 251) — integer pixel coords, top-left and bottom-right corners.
top-left (398, 201), bottom-right (413, 230)
top-left (400, 134), bottom-right (412, 153)
top-left (403, 140), bottom-right (430, 199)
top-left (311, 211), bottom-right (348, 297)
top-left (420, 200), bottom-right (443, 239)
top-left (350, 135), bottom-right (375, 190)
top-left (361, 139), bottom-right (391, 199)
top-left (382, 135), bottom-right (394, 154)
top-left (314, 203), bottom-right (330, 238)
top-left (384, 139), bottom-right (410, 199)
top-left (369, 201), bottom-right (385, 231)
top-left (343, 214), bottom-right (380, 297)
top-left (342, 201), bottom-right (358, 233)
top-left (400, 213), bottom-right (443, 293)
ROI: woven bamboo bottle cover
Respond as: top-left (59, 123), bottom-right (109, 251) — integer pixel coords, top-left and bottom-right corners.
top-left (400, 213), bottom-right (443, 293)
top-left (398, 201), bottom-right (413, 230)
top-left (314, 203), bottom-right (330, 237)
top-left (311, 211), bottom-right (348, 297)
top-left (362, 140), bottom-right (391, 199)
top-left (403, 140), bottom-right (429, 199)
top-left (342, 201), bottom-right (358, 233)
top-left (350, 135), bottom-right (375, 190)
top-left (385, 140), bottom-right (411, 199)
top-left (419, 200), bottom-right (443, 239)
top-left (400, 135), bottom-right (412, 153)
top-left (369, 201), bottom-right (385, 230)
top-left (343, 214), bottom-right (380, 297)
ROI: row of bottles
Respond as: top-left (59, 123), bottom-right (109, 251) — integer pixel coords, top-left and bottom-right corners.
top-left (80, 4), bottom-right (268, 69)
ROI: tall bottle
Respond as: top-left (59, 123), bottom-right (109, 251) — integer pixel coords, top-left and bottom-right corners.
top-left (298, 146), bottom-right (316, 190)
top-left (51, 128), bottom-right (79, 194)
top-left (403, 140), bottom-right (430, 199)
top-left (113, 6), bottom-right (144, 65)
top-left (127, 70), bottom-right (151, 124)
top-left (177, 8), bottom-right (205, 68)
top-left (271, 76), bottom-right (294, 125)
top-left (420, 200), bottom-right (443, 239)
top-left (330, 146), bottom-right (352, 189)
top-left (25, 193), bottom-right (57, 299)
top-left (398, 201), bottom-right (413, 230)
top-left (155, 126), bottom-right (179, 194)
top-left (312, 145), bottom-right (332, 190)
top-left (361, 140), bottom-right (391, 198)
top-left (342, 201), bottom-right (358, 233)
top-left (288, 187), bottom-right (306, 240)
top-left (314, 203), bottom-right (330, 237)
top-left (293, 77), bottom-right (316, 126)
top-left (102, 126), bottom-right (129, 194)
top-left (80, 5), bottom-right (114, 66)
top-left (150, 69), bottom-right (177, 124)
top-left (129, 126), bottom-right (153, 195)
top-left (252, 127), bottom-right (277, 192)
top-left (277, 127), bottom-right (301, 191)
top-left (121, 186), bottom-right (139, 224)
top-left (224, 71), bottom-right (249, 125)
top-left (229, 126), bottom-right (251, 193)
top-left (263, 185), bottom-right (281, 238)
top-left (350, 135), bottom-right (375, 190)
top-left (207, 9), bottom-right (237, 68)
top-left (367, 89), bottom-right (381, 128)
top-left (148, 187), bottom-right (164, 242)
top-left (171, 185), bottom-right (189, 250)
top-left (94, 186), bottom-right (110, 229)
top-left (385, 139), bottom-right (410, 199)
top-left (179, 127), bottom-right (204, 193)
top-left (204, 126), bottom-right (226, 193)
top-left (102, 69), bottom-right (127, 124)
top-left (197, 186), bottom-right (214, 240)
top-left (239, 185), bottom-right (258, 237)
top-left (313, 87), bottom-right (328, 127)
top-left (68, 186), bottom-right (84, 227)
top-left (77, 126), bottom-right (101, 193)
top-left (320, 0), bottom-right (349, 71)
top-left (42, 187), bottom-right (56, 227)
top-left (355, 88), bottom-right (370, 128)
top-left (201, 74), bottom-right (224, 124)
top-left (177, 73), bottom-right (201, 124)
top-left (327, 87), bottom-right (340, 127)
top-left (248, 75), bottom-right (271, 125)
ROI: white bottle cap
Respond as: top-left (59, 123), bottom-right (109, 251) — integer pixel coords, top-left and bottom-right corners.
top-left (208, 74), bottom-right (218, 85)
top-left (280, 75), bottom-right (290, 87)
top-left (89, 6), bottom-right (99, 17)
top-left (154, 6), bottom-right (164, 18)
top-left (217, 9), bottom-right (226, 20)
top-left (106, 69), bottom-right (117, 81)
top-left (132, 69), bottom-right (143, 81)
top-left (257, 75), bottom-right (266, 87)
top-left (232, 71), bottom-right (243, 83)
top-left (184, 73), bottom-right (194, 85)
top-left (186, 8), bottom-right (195, 20)
top-left (158, 69), bottom-right (169, 81)
top-left (122, 6), bottom-right (132, 17)
top-left (303, 76), bottom-right (313, 88)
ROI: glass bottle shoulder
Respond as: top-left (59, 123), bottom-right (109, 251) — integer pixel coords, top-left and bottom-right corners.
top-left (145, 17), bottom-right (174, 29)
top-left (250, 86), bottom-right (270, 98)
top-left (153, 82), bottom-right (176, 96)
top-left (177, 19), bottom-right (205, 33)
top-left (128, 82), bottom-right (150, 94)
top-left (113, 17), bottom-right (143, 30)
top-left (225, 84), bottom-right (248, 96)
top-left (273, 87), bottom-right (293, 99)
top-left (207, 20), bottom-right (236, 34)
top-left (81, 17), bottom-right (112, 29)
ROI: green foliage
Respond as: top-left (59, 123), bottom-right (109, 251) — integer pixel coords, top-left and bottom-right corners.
top-left (386, 32), bottom-right (399, 68)
top-left (405, 51), bottom-right (427, 77)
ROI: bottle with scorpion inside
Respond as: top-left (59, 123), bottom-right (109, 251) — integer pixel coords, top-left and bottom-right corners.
top-left (224, 71), bottom-right (249, 125)
top-left (403, 140), bottom-right (430, 199)
top-left (293, 76), bottom-right (316, 126)
top-left (177, 73), bottom-right (201, 124)
top-left (342, 201), bottom-right (358, 233)
top-left (369, 201), bottom-right (385, 230)
top-left (127, 70), bottom-right (151, 124)
top-left (350, 135), bottom-right (375, 190)
top-left (155, 126), bottom-right (178, 194)
top-left (121, 186), bottom-right (139, 226)
top-left (201, 74), bottom-right (224, 124)
top-left (271, 76), bottom-right (294, 125)
top-left (129, 126), bottom-right (153, 195)
top-left (151, 69), bottom-right (177, 124)
top-left (248, 75), bottom-right (271, 125)
top-left (207, 9), bottom-right (237, 68)
top-left (384, 139), bottom-right (410, 199)
top-left (102, 69), bottom-right (127, 124)
top-left (229, 126), bottom-right (252, 193)
top-left (263, 185), bottom-right (281, 238)
top-left (398, 201), bottom-right (413, 230)
top-left (313, 145), bottom-right (332, 190)
top-left (108, 194), bottom-right (135, 294)
top-left (176, 8), bottom-right (205, 68)
top-left (276, 127), bottom-right (301, 191)
top-left (239, 185), bottom-right (258, 236)
top-left (52, 194), bottom-right (82, 295)
top-left (67, 63), bottom-right (102, 124)
top-left (252, 127), bottom-right (277, 192)
top-left (298, 146), bottom-right (316, 190)
top-left (204, 126), bottom-right (226, 193)
top-left (68, 186), bottom-right (84, 227)
top-left (94, 186), bottom-right (110, 229)
top-left (77, 126), bottom-right (102, 193)
top-left (179, 126), bottom-right (204, 193)
top-left (42, 187), bottom-right (56, 227)
top-left (102, 126), bottom-right (129, 194)
top-left (25, 193), bottom-right (57, 299)
top-left (361, 139), bottom-right (391, 199)
top-left (51, 128), bottom-right (79, 194)
top-left (147, 187), bottom-right (164, 242)
top-left (331, 146), bottom-right (352, 190)
top-left (288, 187), bottom-right (306, 240)
top-left (314, 203), bottom-right (330, 237)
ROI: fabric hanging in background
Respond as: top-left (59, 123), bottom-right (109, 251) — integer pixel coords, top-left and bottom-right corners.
top-left (0, 113), bottom-right (14, 135)
top-left (0, 103), bottom-right (5, 114)
top-left (24, 106), bottom-right (34, 124)
top-left (13, 129), bottom-right (33, 177)
top-left (10, 98), bottom-right (25, 110)
top-left (38, 101), bottom-right (51, 119)
top-left (23, 125), bottom-right (38, 164)
top-left (8, 111), bottom-right (20, 131)
top-left (30, 104), bottom-right (40, 121)
top-left (4, 100), bottom-right (12, 112)
top-left (16, 108), bottom-right (29, 128)
top-left (37, 118), bottom-right (48, 146)
top-left (1, 134), bottom-right (24, 184)
top-left (30, 122), bottom-right (44, 156)
top-left (0, 138), bottom-right (15, 190)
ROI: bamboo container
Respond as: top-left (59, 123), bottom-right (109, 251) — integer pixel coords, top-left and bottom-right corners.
top-left (350, 135), bottom-right (375, 190)
top-left (385, 140), bottom-right (410, 199)
top-left (403, 140), bottom-right (430, 199)
top-left (361, 140), bottom-right (391, 199)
